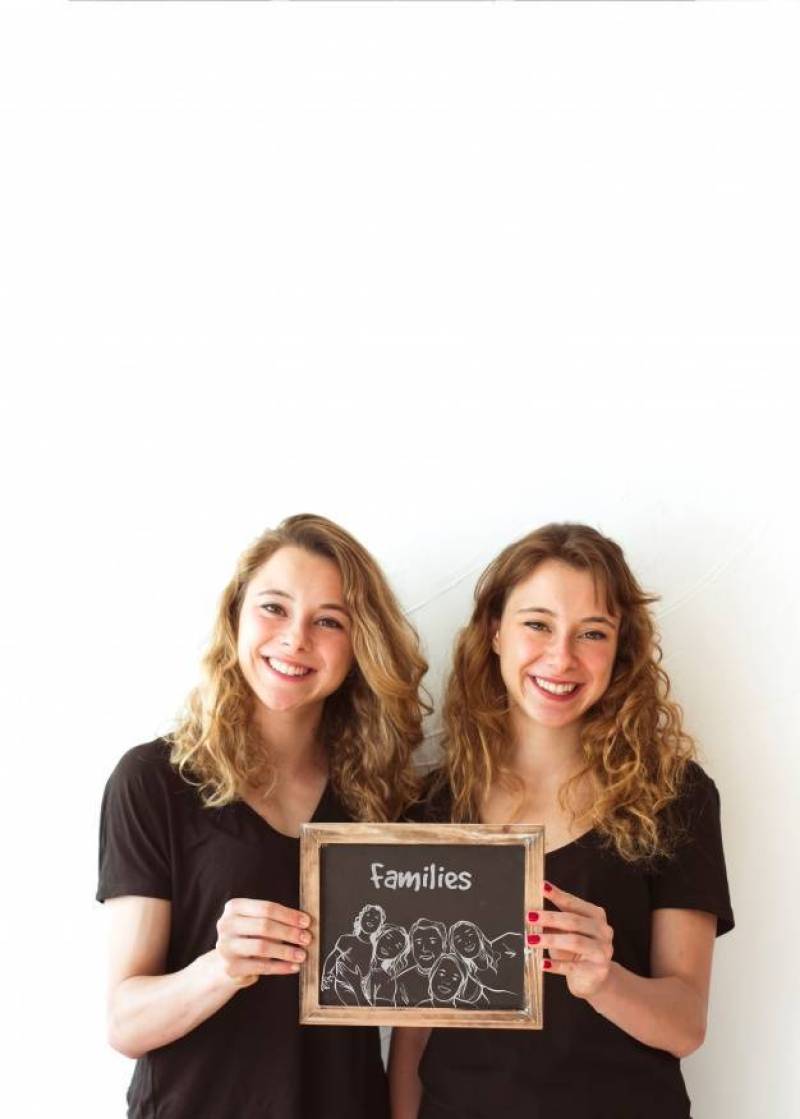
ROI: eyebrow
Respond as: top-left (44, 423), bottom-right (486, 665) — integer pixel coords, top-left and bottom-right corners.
top-left (516, 606), bottom-right (617, 628)
top-left (255, 588), bottom-right (350, 616)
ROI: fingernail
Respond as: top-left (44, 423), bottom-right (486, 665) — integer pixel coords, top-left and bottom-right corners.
top-left (294, 950), bottom-right (306, 962)
top-left (543, 959), bottom-right (552, 970)
top-left (543, 881), bottom-right (553, 893)
top-left (527, 934), bottom-right (540, 945)
top-left (299, 916), bottom-right (310, 928)
top-left (291, 964), bottom-right (300, 972)
top-left (527, 911), bottom-right (540, 923)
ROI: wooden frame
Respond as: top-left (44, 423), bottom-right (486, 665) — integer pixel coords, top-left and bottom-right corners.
top-left (299, 822), bottom-right (544, 1028)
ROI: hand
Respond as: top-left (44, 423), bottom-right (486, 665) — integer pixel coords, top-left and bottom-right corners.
top-left (528, 882), bottom-right (614, 1000)
top-left (215, 898), bottom-right (312, 986)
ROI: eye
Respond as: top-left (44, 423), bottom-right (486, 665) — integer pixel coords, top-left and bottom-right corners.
top-left (524, 620), bottom-right (549, 632)
top-left (316, 616), bottom-right (345, 630)
top-left (259, 602), bottom-right (286, 616)
top-left (582, 630), bottom-right (608, 641)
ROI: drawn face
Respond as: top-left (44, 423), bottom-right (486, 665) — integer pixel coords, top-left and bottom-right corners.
top-left (376, 927), bottom-right (405, 960)
top-left (412, 926), bottom-right (444, 970)
top-left (360, 907), bottom-right (383, 936)
top-left (430, 956), bottom-right (463, 1001)
top-left (493, 560), bottom-right (619, 732)
top-left (451, 924), bottom-right (480, 959)
top-left (237, 546), bottom-right (354, 718)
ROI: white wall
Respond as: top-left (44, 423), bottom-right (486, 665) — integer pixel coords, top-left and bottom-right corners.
top-left (2, 4), bottom-right (799, 1116)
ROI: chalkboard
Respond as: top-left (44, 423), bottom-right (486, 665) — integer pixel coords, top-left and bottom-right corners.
top-left (299, 823), bottom-right (544, 1028)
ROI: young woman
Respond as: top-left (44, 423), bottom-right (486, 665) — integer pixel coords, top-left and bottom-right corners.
top-left (364, 924), bottom-right (413, 1006)
top-left (321, 903), bottom-right (387, 1006)
top-left (97, 514), bottom-right (428, 1119)
top-left (389, 523), bottom-right (733, 1119)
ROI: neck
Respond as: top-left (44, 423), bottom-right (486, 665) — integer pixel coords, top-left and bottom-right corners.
top-left (250, 701), bottom-right (327, 780)
top-left (506, 706), bottom-right (584, 790)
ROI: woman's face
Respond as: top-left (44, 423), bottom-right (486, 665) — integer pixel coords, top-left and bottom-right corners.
top-left (237, 546), bottom-right (354, 716)
top-left (412, 925), bottom-right (444, 970)
top-left (430, 956), bottom-right (463, 1001)
top-left (360, 907), bottom-right (383, 936)
top-left (377, 928), bottom-right (406, 960)
top-left (492, 560), bottom-right (619, 731)
top-left (451, 924), bottom-right (480, 959)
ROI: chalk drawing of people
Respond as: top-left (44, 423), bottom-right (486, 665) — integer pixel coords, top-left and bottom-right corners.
top-left (416, 952), bottom-right (480, 1008)
top-left (320, 903), bottom-right (386, 1006)
top-left (448, 920), bottom-right (519, 1005)
top-left (363, 923), bottom-right (411, 1006)
top-left (395, 917), bottom-right (447, 1007)
top-left (487, 929), bottom-right (525, 993)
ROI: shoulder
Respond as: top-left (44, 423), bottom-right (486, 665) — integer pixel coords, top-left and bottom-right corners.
top-left (106, 738), bottom-right (182, 791)
top-left (102, 737), bottom-right (193, 812)
top-left (666, 761), bottom-right (722, 829)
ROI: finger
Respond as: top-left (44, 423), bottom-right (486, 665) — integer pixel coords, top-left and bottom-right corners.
top-left (547, 948), bottom-right (579, 962)
top-left (542, 882), bottom-right (605, 921)
top-left (223, 899), bottom-right (311, 927)
top-left (225, 915), bottom-right (312, 947)
top-left (528, 910), bottom-right (610, 940)
top-left (227, 957), bottom-right (301, 979)
top-left (536, 932), bottom-right (611, 962)
top-left (221, 936), bottom-right (308, 965)
top-left (542, 957), bottom-right (571, 975)
top-left (541, 957), bottom-right (605, 975)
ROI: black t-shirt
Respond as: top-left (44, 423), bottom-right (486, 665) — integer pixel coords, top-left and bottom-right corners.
top-left (97, 740), bottom-right (389, 1119)
top-left (414, 763), bottom-right (734, 1119)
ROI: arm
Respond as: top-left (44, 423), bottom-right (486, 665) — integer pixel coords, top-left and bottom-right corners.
top-left (587, 908), bottom-right (716, 1058)
top-left (106, 897), bottom-right (244, 1059)
top-left (388, 1027), bottom-right (431, 1119)
top-left (321, 940), bottom-right (342, 990)
top-left (534, 883), bottom-right (717, 1059)
top-left (106, 896), bottom-right (311, 1059)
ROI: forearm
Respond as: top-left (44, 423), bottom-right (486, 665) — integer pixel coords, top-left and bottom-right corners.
top-left (586, 962), bottom-right (707, 1058)
top-left (388, 1027), bottom-right (430, 1119)
top-left (108, 949), bottom-right (246, 1058)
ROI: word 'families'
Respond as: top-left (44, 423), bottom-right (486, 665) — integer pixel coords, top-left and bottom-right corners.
top-left (369, 862), bottom-right (473, 892)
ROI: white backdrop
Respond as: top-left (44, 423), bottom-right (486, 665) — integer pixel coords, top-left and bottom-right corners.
top-left (2, 3), bottom-right (799, 1117)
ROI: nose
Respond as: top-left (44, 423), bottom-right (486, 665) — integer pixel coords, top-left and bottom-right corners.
top-left (280, 615), bottom-right (310, 652)
top-left (544, 631), bottom-right (576, 674)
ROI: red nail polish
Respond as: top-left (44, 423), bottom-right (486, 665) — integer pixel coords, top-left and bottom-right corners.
top-left (543, 881), bottom-right (553, 893)
top-left (543, 959), bottom-right (552, 970)
top-left (527, 934), bottom-right (540, 945)
top-left (527, 911), bottom-right (540, 923)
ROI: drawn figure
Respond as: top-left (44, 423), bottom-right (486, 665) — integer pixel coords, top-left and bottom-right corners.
top-left (321, 903), bottom-right (386, 1006)
top-left (448, 920), bottom-right (498, 1003)
top-left (363, 923), bottom-right (411, 1005)
top-left (395, 917), bottom-right (447, 1006)
top-left (488, 930), bottom-right (525, 993)
top-left (449, 920), bottom-right (520, 1004)
top-left (417, 953), bottom-right (475, 1008)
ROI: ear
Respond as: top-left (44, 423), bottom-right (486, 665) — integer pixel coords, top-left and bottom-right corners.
top-left (491, 627), bottom-right (500, 654)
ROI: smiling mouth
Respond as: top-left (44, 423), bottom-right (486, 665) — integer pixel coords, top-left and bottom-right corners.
top-left (530, 676), bottom-right (582, 699)
top-left (264, 656), bottom-right (314, 679)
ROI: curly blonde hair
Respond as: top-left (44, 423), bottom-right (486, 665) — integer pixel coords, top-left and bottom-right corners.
top-left (439, 523), bottom-right (696, 860)
top-left (171, 514), bottom-right (430, 822)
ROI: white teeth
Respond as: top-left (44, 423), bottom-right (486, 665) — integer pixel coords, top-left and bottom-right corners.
top-left (268, 657), bottom-right (312, 677)
top-left (534, 677), bottom-right (578, 696)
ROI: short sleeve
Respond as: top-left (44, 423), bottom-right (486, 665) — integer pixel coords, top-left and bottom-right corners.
top-left (97, 742), bottom-right (173, 902)
top-left (649, 764), bottom-right (734, 936)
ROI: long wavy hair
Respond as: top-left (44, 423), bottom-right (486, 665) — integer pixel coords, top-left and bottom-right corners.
top-left (171, 514), bottom-right (430, 821)
top-left (448, 920), bottom-right (497, 974)
top-left (439, 522), bottom-right (696, 861)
